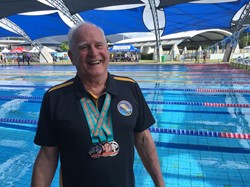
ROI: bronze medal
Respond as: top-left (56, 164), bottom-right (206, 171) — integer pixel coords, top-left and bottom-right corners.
top-left (101, 141), bottom-right (113, 157)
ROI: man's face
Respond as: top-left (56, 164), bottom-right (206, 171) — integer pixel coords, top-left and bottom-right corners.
top-left (68, 24), bottom-right (110, 79)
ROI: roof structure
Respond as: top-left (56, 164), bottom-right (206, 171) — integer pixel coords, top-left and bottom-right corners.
top-left (116, 29), bottom-right (232, 50)
top-left (160, 0), bottom-right (249, 36)
top-left (109, 44), bottom-right (140, 52)
top-left (10, 46), bottom-right (28, 53)
top-left (0, 0), bottom-right (55, 18)
top-left (30, 46), bottom-right (56, 53)
top-left (78, 7), bottom-right (150, 36)
top-left (7, 12), bottom-right (71, 40)
top-left (61, 0), bottom-right (143, 15)
top-left (0, 0), bottom-right (250, 61)
top-left (0, 0), bottom-right (249, 39)
top-left (158, 0), bottom-right (197, 8)
top-left (20, 37), bottom-right (62, 46)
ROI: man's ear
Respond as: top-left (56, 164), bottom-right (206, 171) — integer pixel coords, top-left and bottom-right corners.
top-left (68, 50), bottom-right (75, 65)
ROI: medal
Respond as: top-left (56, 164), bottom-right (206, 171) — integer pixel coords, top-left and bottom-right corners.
top-left (81, 94), bottom-right (118, 158)
top-left (89, 141), bottom-right (119, 158)
top-left (101, 141), bottom-right (119, 157)
top-left (89, 144), bottom-right (103, 158)
top-left (109, 141), bottom-right (119, 156)
top-left (108, 141), bottom-right (119, 157)
top-left (101, 142), bottom-right (112, 157)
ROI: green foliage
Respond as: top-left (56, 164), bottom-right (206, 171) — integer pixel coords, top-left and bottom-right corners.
top-left (238, 32), bottom-right (250, 48)
top-left (59, 41), bottom-right (69, 52)
top-left (106, 38), bottom-right (112, 43)
top-left (141, 53), bottom-right (153, 60)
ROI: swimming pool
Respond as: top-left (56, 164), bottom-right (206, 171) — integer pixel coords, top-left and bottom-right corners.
top-left (0, 64), bottom-right (249, 187)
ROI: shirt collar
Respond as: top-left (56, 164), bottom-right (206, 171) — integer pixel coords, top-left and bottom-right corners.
top-left (73, 73), bottom-right (118, 99)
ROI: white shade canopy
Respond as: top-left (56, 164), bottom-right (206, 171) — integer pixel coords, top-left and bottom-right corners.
top-left (1, 48), bottom-right (10, 53)
top-left (30, 46), bottom-right (56, 53)
top-left (244, 46), bottom-right (250, 50)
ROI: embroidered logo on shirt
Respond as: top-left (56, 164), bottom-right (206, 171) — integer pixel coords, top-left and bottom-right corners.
top-left (117, 100), bottom-right (133, 116)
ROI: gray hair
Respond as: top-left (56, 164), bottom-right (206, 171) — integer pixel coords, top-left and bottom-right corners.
top-left (67, 22), bottom-right (106, 51)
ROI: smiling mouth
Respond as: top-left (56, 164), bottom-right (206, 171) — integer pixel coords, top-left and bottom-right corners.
top-left (88, 60), bottom-right (101, 65)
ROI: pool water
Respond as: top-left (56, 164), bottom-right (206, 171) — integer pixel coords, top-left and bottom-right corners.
top-left (0, 64), bottom-right (249, 187)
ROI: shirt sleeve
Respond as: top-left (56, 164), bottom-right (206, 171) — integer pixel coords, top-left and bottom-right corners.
top-left (34, 91), bottom-right (58, 146)
top-left (133, 82), bottom-right (155, 132)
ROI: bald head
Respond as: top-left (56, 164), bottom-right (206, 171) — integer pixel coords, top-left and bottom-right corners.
top-left (68, 22), bottom-right (106, 51)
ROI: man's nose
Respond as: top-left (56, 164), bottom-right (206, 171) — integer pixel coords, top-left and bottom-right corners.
top-left (88, 45), bottom-right (98, 57)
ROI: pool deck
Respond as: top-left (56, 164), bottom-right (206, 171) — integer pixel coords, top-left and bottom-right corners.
top-left (1, 60), bottom-right (232, 66)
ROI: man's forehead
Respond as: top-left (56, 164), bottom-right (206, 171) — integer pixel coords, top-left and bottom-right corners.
top-left (77, 40), bottom-right (106, 46)
top-left (74, 27), bottom-right (105, 41)
top-left (76, 24), bottom-right (101, 35)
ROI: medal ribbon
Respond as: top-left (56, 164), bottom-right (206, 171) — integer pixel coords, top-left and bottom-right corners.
top-left (80, 93), bottom-right (113, 144)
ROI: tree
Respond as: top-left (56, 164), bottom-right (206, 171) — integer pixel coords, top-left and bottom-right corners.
top-left (59, 41), bottom-right (69, 51)
top-left (238, 32), bottom-right (250, 48)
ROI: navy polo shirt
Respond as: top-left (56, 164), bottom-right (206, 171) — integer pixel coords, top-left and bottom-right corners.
top-left (34, 73), bottom-right (155, 187)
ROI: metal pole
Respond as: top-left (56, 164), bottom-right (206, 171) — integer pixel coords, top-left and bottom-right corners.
top-left (148, 0), bottom-right (161, 62)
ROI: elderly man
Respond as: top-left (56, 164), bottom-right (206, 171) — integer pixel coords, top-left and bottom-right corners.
top-left (31, 22), bottom-right (164, 187)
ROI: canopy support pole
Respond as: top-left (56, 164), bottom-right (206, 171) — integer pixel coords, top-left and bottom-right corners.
top-left (45, 0), bottom-right (83, 25)
top-left (223, 1), bottom-right (250, 62)
top-left (148, 0), bottom-right (161, 62)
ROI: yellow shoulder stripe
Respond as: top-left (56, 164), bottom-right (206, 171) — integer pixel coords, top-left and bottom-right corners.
top-left (114, 76), bottom-right (135, 83)
top-left (48, 81), bottom-right (74, 92)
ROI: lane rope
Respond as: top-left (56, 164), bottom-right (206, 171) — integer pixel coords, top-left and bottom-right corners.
top-left (147, 101), bottom-right (250, 108)
top-left (149, 127), bottom-right (250, 140)
top-left (1, 79), bottom-right (250, 84)
top-left (0, 118), bottom-right (249, 140)
top-left (0, 96), bottom-right (249, 108)
top-left (0, 95), bottom-right (42, 100)
top-left (0, 118), bottom-right (37, 124)
top-left (1, 85), bottom-right (250, 93)
top-left (0, 84), bottom-right (50, 88)
top-left (142, 88), bottom-right (250, 93)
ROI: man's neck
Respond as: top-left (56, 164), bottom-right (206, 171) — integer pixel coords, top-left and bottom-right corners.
top-left (79, 73), bottom-right (108, 97)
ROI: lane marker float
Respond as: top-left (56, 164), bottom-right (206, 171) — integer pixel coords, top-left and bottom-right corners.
top-left (149, 127), bottom-right (250, 140)
top-left (1, 118), bottom-right (249, 140)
